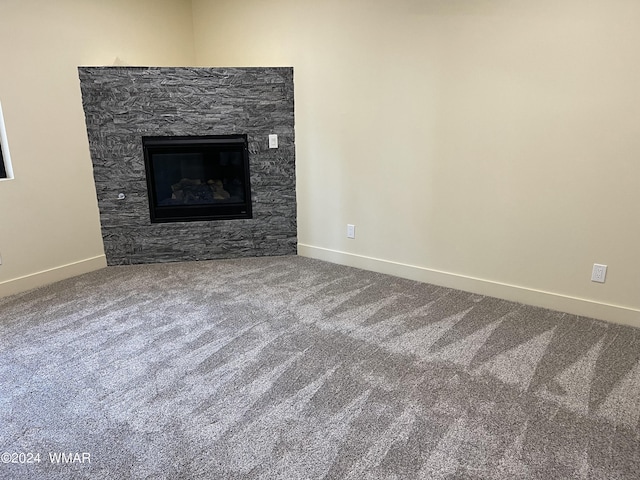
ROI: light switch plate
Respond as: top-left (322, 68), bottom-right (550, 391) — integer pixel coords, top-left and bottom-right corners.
top-left (268, 134), bottom-right (278, 149)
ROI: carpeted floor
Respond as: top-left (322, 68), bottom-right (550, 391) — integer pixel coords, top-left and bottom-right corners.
top-left (1, 255), bottom-right (639, 479)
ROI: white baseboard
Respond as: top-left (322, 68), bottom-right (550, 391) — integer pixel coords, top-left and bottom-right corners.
top-left (0, 255), bottom-right (107, 298)
top-left (298, 244), bottom-right (640, 328)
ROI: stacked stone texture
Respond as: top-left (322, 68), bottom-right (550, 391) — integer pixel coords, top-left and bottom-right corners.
top-left (78, 67), bottom-right (296, 265)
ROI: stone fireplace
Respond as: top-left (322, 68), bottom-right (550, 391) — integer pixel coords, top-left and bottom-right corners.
top-left (78, 67), bottom-right (296, 265)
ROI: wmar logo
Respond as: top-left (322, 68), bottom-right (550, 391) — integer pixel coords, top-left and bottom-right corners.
top-left (49, 452), bottom-right (91, 464)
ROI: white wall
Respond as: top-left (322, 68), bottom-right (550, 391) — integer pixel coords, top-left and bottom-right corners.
top-left (192, 0), bottom-right (640, 326)
top-left (0, 0), bottom-right (195, 295)
top-left (1, 0), bottom-right (637, 326)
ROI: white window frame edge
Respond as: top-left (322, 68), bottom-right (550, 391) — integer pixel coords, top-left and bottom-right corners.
top-left (0, 100), bottom-right (14, 181)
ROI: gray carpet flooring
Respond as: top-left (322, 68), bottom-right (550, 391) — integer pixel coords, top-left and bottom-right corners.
top-left (1, 255), bottom-right (639, 479)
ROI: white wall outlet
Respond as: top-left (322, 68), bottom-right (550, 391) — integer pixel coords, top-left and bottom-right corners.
top-left (591, 263), bottom-right (607, 283)
top-left (0, 253), bottom-right (2, 265)
top-left (268, 134), bottom-right (278, 149)
top-left (347, 224), bottom-right (355, 239)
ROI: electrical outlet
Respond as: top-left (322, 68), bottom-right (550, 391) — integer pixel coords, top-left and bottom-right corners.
top-left (347, 224), bottom-right (355, 239)
top-left (268, 134), bottom-right (278, 149)
top-left (0, 253), bottom-right (3, 265)
top-left (591, 264), bottom-right (607, 283)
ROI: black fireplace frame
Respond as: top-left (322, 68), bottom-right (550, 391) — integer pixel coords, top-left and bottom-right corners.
top-left (142, 134), bottom-right (253, 223)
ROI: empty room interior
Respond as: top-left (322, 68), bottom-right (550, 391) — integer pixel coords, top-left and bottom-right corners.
top-left (1, 0), bottom-right (639, 478)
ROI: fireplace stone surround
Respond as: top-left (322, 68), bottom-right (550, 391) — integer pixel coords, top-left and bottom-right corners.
top-left (78, 67), bottom-right (296, 265)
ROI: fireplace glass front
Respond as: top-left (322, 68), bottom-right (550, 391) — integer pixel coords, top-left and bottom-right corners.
top-left (142, 135), bottom-right (252, 223)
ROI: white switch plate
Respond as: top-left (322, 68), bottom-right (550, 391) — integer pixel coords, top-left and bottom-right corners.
top-left (347, 224), bottom-right (355, 239)
top-left (268, 134), bottom-right (278, 149)
top-left (591, 263), bottom-right (607, 283)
